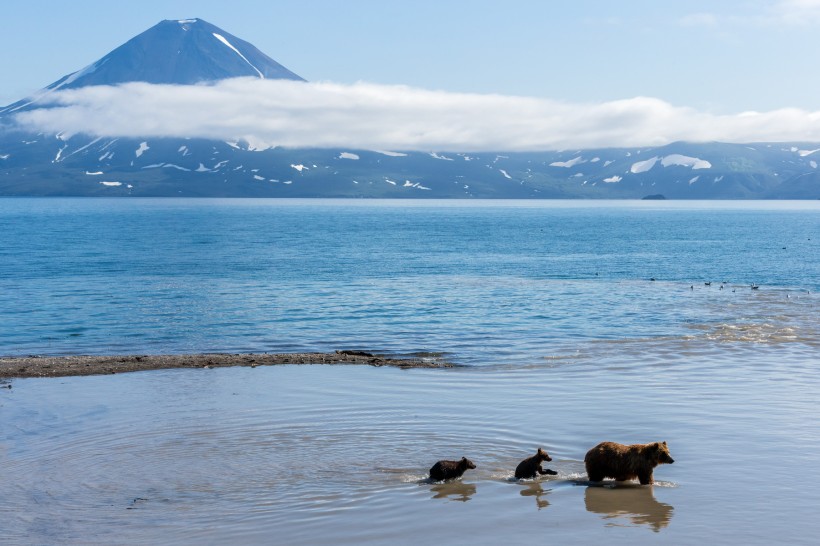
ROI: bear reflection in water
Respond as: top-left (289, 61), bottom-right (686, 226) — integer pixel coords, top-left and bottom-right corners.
top-left (430, 481), bottom-right (477, 502)
top-left (518, 480), bottom-right (551, 510)
top-left (584, 485), bottom-right (674, 532)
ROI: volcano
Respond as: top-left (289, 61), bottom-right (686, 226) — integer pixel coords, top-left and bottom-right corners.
top-left (1, 18), bottom-right (303, 116)
top-left (0, 20), bottom-right (817, 198)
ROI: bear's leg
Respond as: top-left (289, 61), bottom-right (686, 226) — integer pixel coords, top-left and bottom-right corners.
top-left (538, 468), bottom-right (558, 475)
top-left (637, 471), bottom-right (653, 485)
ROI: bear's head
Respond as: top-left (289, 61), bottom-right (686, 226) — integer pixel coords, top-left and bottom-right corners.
top-left (652, 441), bottom-right (675, 465)
top-left (460, 457), bottom-right (477, 469)
top-left (537, 448), bottom-right (553, 462)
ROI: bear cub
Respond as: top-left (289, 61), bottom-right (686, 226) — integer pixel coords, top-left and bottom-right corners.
top-left (515, 447), bottom-right (558, 479)
top-left (584, 441), bottom-right (674, 485)
top-left (429, 457), bottom-right (476, 481)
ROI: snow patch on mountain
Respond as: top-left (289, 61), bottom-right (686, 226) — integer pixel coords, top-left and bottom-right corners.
top-left (135, 142), bottom-right (149, 157)
top-left (64, 137), bottom-right (103, 161)
top-left (630, 154), bottom-right (711, 173)
top-left (212, 33), bottom-right (265, 79)
top-left (550, 156), bottom-right (585, 168)
top-left (630, 156), bottom-right (659, 173)
top-left (55, 60), bottom-right (105, 91)
top-left (603, 175), bottom-right (622, 183)
top-left (339, 152), bottom-right (359, 160)
top-left (374, 150), bottom-right (407, 157)
top-left (662, 154), bottom-right (711, 169)
top-left (164, 164), bottom-right (191, 171)
top-left (499, 169), bottom-right (512, 179)
top-left (54, 144), bottom-right (68, 162)
top-left (403, 180), bottom-right (431, 190)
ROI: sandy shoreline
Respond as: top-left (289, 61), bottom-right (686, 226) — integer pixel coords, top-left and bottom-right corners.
top-left (0, 351), bottom-right (454, 378)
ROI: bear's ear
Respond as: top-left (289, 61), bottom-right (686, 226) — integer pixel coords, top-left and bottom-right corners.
top-left (652, 442), bottom-right (661, 450)
top-left (663, 441), bottom-right (667, 446)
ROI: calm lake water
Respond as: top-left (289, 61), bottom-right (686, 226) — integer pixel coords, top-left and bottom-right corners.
top-left (1, 198), bottom-right (819, 544)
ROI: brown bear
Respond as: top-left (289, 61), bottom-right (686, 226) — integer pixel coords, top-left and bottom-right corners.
top-left (429, 457), bottom-right (476, 481)
top-left (584, 441), bottom-right (674, 485)
top-left (514, 447), bottom-right (558, 479)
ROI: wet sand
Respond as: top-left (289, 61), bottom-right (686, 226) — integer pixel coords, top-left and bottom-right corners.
top-left (0, 350), bottom-right (453, 378)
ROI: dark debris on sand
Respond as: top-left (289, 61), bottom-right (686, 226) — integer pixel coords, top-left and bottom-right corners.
top-left (0, 351), bottom-right (454, 378)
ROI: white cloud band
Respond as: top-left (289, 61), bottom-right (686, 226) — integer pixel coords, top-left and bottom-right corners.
top-left (11, 78), bottom-right (820, 151)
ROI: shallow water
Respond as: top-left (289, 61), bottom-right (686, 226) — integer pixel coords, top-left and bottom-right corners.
top-left (3, 357), bottom-right (820, 545)
top-left (1, 199), bottom-right (819, 544)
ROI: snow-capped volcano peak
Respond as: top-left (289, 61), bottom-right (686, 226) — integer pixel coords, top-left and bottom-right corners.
top-left (1, 18), bottom-right (304, 114)
top-left (57, 18), bottom-right (304, 87)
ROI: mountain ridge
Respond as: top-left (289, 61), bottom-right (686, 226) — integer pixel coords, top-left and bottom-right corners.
top-left (1, 134), bottom-right (817, 198)
top-left (0, 19), bottom-right (818, 198)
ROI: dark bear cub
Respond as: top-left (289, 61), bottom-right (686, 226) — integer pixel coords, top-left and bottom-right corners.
top-left (514, 447), bottom-right (558, 479)
top-left (429, 457), bottom-right (476, 481)
top-left (584, 441), bottom-right (675, 485)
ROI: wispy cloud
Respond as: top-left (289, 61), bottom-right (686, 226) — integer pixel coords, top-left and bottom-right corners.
top-left (679, 0), bottom-right (820, 29)
top-left (772, 0), bottom-right (820, 23)
top-left (11, 79), bottom-right (820, 151)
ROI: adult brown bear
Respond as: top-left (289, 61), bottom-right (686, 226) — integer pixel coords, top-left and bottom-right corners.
top-left (584, 441), bottom-right (674, 485)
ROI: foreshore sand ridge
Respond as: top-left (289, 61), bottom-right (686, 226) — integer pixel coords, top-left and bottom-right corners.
top-left (0, 351), bottom-right (454, 379)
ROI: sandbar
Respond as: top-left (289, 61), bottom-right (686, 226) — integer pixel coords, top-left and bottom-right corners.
top-left (0, 351), bottom-right (453, 379)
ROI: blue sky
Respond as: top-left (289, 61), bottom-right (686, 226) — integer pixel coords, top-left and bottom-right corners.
top-left (4, 0), bottom-right (820, 111)
top-left (4, 1), bottom-right (820, 150)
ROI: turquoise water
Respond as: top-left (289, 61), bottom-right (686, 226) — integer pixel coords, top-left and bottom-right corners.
top-left (1, 199), bottom-right (819, 545)
top-left (1, 199), bottom-right (818, 362)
